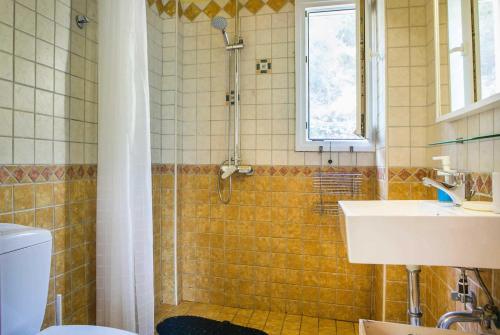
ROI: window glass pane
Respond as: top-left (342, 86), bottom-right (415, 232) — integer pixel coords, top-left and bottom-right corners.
top-left (446, 0), bottom-right (468, 111)
top-left (308, 7), bottom-right (360, 140)
top-left (477, 0), bottom-right (500, 99)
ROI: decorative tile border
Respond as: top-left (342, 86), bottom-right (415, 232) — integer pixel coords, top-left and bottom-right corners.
top-left (0, 165), bottom-right (97, 185)
top-left (388, 167), bottom-right (430, 183)
top-left (469, 172), bottom-right (492, 196)
top-left (152, 164), bottom-right (176, 175)
top-left (178, 164), bottom-right (376, 178)
top-left (388, 167), bottom-right (493, 196)
top-left (147, 0), bottom-right (294, 21)
top-left (148, 0), bottom-right (177, 17)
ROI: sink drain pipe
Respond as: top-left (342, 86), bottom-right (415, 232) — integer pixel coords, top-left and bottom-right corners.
top-left (407, 265), bottom-right (423, 326)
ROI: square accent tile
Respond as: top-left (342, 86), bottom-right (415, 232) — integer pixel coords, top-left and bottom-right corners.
top-left (256, 58), bottom-right (272, 74)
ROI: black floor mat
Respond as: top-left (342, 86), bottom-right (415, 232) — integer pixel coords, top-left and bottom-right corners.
top-left (156, 315), bottom-right (268, 335)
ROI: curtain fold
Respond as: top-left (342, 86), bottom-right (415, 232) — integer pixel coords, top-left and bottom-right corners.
top-left (96, 1), bottom-right (154, 334)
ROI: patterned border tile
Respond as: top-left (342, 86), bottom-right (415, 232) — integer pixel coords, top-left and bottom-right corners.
top-left (388, 167), bottom-right (430, 183)
top-left (0, 165), bottom-right (97, 184)
top-left (147, 0), bottom-right (294, 20)
top-left (152, 164), bottom-right (176, 175)
top-left (177, 164), bottom-right (376, 178)
top-left (388, 167), bottom-right (493, 196)
top-left (469, 172), bottom-right (492, 196)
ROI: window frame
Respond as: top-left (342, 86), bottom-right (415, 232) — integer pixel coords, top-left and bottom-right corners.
top-left (295, 0), bottom-right (375, 152)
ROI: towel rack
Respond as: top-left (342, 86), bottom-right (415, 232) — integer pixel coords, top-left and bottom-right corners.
top-left (313, 172), bottom-right (364, 216)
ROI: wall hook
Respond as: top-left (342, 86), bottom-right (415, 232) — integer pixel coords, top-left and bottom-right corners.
top-left (75, 15), bottom-right (89, 29)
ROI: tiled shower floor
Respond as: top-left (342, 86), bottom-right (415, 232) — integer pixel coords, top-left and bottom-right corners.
top-left (156, 302), bottom-right (359, 335)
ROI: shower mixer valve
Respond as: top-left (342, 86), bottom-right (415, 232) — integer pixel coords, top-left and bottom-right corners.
top-left (226, 90), bottom-right (238, 105)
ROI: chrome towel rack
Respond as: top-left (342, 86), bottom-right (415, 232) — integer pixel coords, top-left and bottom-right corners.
top-left (313, 172), bottom-right (364, 216)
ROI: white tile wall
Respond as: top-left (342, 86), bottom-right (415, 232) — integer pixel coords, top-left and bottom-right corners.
top-left (147, 6), bottom-right (177, 164)
top-left (386, 0), bottom-right (429, 168)
top-left (427, 109), bottom-right (500, 173)
top-left (177, 5), bottom-right (374, 166)
top-left (0, 0), bottom-right (98, 165)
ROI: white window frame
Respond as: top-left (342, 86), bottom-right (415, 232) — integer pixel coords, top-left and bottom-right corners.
top-left (295, 0), bottom-right (375, 152)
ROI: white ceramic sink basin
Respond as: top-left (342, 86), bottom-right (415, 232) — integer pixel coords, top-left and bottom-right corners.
top-left (338, 200), bottom-right (500, 269)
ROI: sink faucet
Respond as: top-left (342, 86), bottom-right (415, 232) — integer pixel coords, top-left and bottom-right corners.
top-left (422, 156), bottom-right (468, 206)
top-left (437, 268), bottom-right (499, 332)
top-left (422, 176), bottom-right (466, 206)
top-left (437, 310), bottom-right (483, 329)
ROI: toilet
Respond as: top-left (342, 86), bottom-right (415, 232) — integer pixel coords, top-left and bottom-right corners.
top-left (0, 224), bottom-right (135, 335)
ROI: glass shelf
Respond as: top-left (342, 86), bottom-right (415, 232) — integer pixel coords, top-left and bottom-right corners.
top-left (428, 133), bottom-right (500, 146)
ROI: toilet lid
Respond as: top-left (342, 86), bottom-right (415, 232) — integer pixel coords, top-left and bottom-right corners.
top-left (38, 325), bottom-right (137, 335)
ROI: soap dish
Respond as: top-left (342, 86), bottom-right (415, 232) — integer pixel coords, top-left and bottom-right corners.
top-left (462, 201), bottom-right (493, 212)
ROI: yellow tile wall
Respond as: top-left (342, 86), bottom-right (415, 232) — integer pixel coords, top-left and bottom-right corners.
top-left (152, 164), bottom-right (177, 306)
top-left (178, 165), bottom-right (376, 321)
top-left (0, 165), bottom-right (97, 328)
top-left (423, 267), bottom-right (500, 332)
top-left (0, 164), bottom-right (176, 329)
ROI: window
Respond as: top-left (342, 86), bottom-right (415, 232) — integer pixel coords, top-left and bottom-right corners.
top-left (295, 0), bottom-right (376, 151)
top-left (446, 0), bottom-right (474, 111)
top-left (475, 0), bottom-right (500, 100)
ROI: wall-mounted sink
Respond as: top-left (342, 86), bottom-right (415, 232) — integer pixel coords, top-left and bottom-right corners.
top-left (338, 200), bottom-right (500, 269)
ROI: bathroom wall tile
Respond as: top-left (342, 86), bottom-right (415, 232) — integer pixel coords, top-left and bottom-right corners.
top-left (14, 84), bottom-right (34, 112)
top-left (17, 0), bottom-right (35, 11)
top-left (35, 89), bottom-right (53, 115)
top-left (55, 24), bottom-right (70, 50)
top-left (13, 138), bottom-right (34, 163)
top-left (0, 23), bottom-right (13, 53)
top-left (387, 8), bottom-right (409, 28)
top-left (36, 14), bottom-right (55, 43)
top-left (14, 56), bottom-right (35, 85)
top-left (35, 139), bottom-right (53, 164)
top-left (35, 114), bottom-right (53, 139)
top-left (15, 3), bottom-right (36, 35)
top-left (54, 47), bottom-right (70, 72)
top-left (0, 79), bottom-right (13, 108)
top-left (55, 1), bottom-right (71, 28)
top-left (0, 0), bottom-right (14, 26)
top-left (37, 0), bottom-right (55, 20)
top-left (14, 110), bottom-right (34, 137)
top-left (0, 108), bottom-right (12, 136)
top-left (36, 39), bottom-right (54, 66)
top-left (53, 141), bottom-right (69, 163)
top-left (14, 30), bottom-right (35, 60)
top-left (69, 142), bottom-right (84, 164)
top-left (13, 184), bottom-right (34, 210)
top-left (0, 137), bottom-right (13, 164)
top-left (35, 64), bottom-right (54, 90)
top-left (0, 51), bottom-right (13, 80)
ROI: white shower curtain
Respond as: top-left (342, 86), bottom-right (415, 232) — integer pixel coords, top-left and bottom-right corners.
top-left (96, 1), bottom-right (154, 334)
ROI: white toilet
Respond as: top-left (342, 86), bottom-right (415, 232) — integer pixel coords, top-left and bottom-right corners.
top-left (0, 224), bottom-right (136, 335)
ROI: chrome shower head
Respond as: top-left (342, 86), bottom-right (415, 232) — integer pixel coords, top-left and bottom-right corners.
top-left (211, 16), bottom-right (230, 46)
top-left (211, 16), bottom-right (228, 30)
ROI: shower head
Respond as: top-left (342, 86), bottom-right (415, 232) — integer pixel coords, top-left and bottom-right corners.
top-left (211, 16), bottom-right (230, 46)
top-left (211, 16), bottom-right (228, 30)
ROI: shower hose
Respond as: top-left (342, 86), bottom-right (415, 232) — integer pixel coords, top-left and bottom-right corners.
top-left (217, 160), bottom-right (232, 204)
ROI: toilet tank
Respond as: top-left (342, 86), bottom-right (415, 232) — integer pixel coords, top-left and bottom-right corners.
top-left (0, 224), bottom-right (52, 335)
